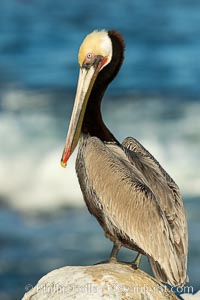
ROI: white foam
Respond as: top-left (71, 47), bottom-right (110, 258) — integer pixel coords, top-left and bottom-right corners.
top-left (0, 90), bottom-right (199, 213)
top-left (0, 148), bottom-right (83, 213)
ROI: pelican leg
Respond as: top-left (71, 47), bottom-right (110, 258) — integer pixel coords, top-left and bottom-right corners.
top-left (94, 242), bottom-right (121, 265)
top-left (109, 242), bottom-right (121, 262)
top-left (132, 253), bottom-right (142, 269)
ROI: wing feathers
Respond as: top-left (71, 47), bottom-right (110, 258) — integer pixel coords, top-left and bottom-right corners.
top-left (82, 136), bottom-right (188, 286)
top-left (122, 136), bottom-right (188, 285)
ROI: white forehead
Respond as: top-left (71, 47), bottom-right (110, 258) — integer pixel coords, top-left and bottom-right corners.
top-left (78, 30), bottom-right (112, 65)
top-left (98, 30), bottom-right (112, 53)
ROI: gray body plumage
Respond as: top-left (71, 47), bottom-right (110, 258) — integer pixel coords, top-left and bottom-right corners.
top-left (76, 134), bottom-right (188, 286)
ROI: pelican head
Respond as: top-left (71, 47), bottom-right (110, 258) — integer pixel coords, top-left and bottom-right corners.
top-left (61, 30), bottom-right (113, 167)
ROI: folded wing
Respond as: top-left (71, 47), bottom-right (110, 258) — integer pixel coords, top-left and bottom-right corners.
top-left (83, 136), bottom-right (188, 286)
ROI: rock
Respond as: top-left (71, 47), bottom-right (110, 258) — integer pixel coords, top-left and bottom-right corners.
top-left (180, 291), bottom-right (200, 300)
top-left (22, 262), bottom-right (179, 300)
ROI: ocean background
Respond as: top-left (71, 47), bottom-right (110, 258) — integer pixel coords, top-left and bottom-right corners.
top-left (0, 0), bottom-right (199, 299)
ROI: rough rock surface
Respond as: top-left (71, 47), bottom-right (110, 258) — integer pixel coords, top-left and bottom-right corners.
top-left (22, 262), bottom-right (179, 300)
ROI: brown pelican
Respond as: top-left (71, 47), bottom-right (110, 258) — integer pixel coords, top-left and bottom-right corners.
top-left (61, 30), bottom-right (188, 286)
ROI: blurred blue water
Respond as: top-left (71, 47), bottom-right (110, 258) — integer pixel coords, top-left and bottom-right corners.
top-left (0, 202), bottom-right (199, 300)
top-left (0, 0), bottom-right (200, 299)
top-left (0, 0), bottom-right (200, 96)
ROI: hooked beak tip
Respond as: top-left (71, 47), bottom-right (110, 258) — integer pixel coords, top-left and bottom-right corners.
top-left (60, 160), bottom-right (67, 168)
top-left (60, 147), bottom-right (71, 168)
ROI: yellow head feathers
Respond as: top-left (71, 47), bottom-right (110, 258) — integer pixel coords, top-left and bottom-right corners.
top-left (78, 30), bottom-right (112, 67)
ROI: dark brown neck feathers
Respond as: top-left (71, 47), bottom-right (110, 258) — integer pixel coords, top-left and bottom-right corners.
top-left (82, 30), bottom-right (125, 143)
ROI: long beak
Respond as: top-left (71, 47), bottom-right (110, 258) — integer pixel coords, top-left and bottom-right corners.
top-left (61, 61), bottom-right (104, 167)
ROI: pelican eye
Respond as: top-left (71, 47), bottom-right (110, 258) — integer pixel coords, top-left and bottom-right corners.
top-left (86, 53), bottom-right (94, 59)
top-left (82, 53), bottom-right (96, 69)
